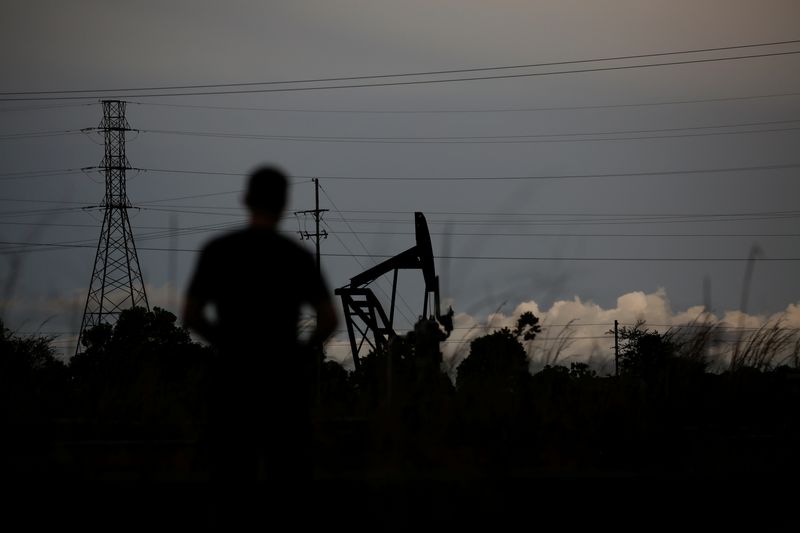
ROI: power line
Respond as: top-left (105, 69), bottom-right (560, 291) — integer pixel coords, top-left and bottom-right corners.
top-left (0, 129), bottom-right (84, 140)
top-left (138, 207), bottom-right (245, 217)
top-left (2, 203), bottom-right (798, 226)
top-left (137, 190), bottom-right (241, 203)
top-left (142, 120), bottom-right (800, 144)
top-left (331, 230), bottom-right (800, 239)
top-left (322, 214), bottom-right (800, 226)
top-left (0, 198), bottom-right (92, 206)
top-left (136, 168), bottom-right (315, 185)
top-left (371, 211), bottom-right (800, 221)
top-left (4, 240), bottom-right (800, 261)
top-left (0, 207), bottom-right (87, 219)
top-left (0, 221), bottom-right (102, 229)
top-left (141, 168), bottom-right (246, 178)
top-left (0, 220), bottom-right (231, 231)
top-left (0, 218), bottom-right (238, 253)
top-left (129, 90), bottom-right (800, 114)
top-left (146, 125), bottom-right (800, 144)
top-left (335, 254), bottom-right (800, 262)
top-left (321, 219), bottom-right (416, 326)
top-left (6, 196), bottom-right (800, 220)
top-left (17, 323), bottom-right (800, 339)
top-left (5, 39), bottom-right (800, 95)
top-left (0, 219), bottom-right (244, 253)
top-left (137, 203), bottom-right (241, 211)
top-left (3, 220), bottom-right (798, 242)
top-left (0, 102), bottom-right (97, 113)
top-left (324, 335), bottom-right (800, 345)
top-left (138, 162), bottom-right (800, 181)
top-left (3, 216), bottom-right (798, 241)
top-left (5, 205), bottom-right (799, 225)
top-left (328, 208), bottom-right (800, 219)
top-left (0, 169), bottom-right (83, 181)
top-left (4, 46), bottom-right (800, 101)
top-left (319, 185), bottom-right (418, 323)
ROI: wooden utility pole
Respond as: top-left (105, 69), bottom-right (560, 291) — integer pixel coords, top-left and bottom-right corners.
top-left (294, 179), bottom-right (329, 402)
top-left (294, 178), bottom-right (328, 274)
top-left (614, 319), bottom-right (619, 377)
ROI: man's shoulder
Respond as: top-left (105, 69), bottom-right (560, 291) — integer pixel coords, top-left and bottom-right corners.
top-left (202, 227), bottom-right (312, 258)
top-left (270, 231), bottom-right (316, 262)
top-left (201, 228), bottom-right (246, 253)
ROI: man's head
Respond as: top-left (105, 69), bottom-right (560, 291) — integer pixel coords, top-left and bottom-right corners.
top-left (244, 166), bottom-right (288, 215)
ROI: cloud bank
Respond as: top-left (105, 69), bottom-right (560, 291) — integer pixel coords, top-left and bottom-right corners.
top-left (326, 288), bottom-right (800, 376)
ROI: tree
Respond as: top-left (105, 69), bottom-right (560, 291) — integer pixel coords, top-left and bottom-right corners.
top-left (569, 362), bottom-right (597, 380)
top-left (0, 320), bottom-right (69, 421)
top-left (69, 307), bottom-right (211, 425)
top-left (352, 317), bottom-right (452, 409)
top-left (456, 328), bottom-right (529, 395)
top-left (454, 323), bottom-right (539, 473)
top-left (614, 321), bottom-right (676, 381)
top-left (513, 311), bottom-right (542, 341)
top-left (0, 320), bottom-right (64, 374)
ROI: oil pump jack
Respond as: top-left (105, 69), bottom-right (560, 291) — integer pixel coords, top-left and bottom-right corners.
top-left (335, 212), bottom-right (454, 369)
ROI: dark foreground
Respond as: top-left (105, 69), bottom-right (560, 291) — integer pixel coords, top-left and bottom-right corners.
top-left (3, 416), bottom-right (798, 531)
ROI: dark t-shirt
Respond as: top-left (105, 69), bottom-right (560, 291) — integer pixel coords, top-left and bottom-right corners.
top-left (187, 226), bottom-right (329, 359)
top-left (188, 227), bottom-right (326, 481)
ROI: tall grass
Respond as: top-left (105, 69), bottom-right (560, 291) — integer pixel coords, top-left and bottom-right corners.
top-left (663, 314), bottom-right (717, 371)
top-left (729, 317), bottom-right (800, 372)
top-left (660, 313), bottom-right (799, 373)
top-left (528, 319), bottom-right (577, 369)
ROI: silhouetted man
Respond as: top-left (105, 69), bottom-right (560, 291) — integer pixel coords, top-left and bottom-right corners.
top-left (183, 166), bottom-right (337, 490)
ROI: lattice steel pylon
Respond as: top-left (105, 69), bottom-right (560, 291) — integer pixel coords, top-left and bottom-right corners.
top-left (76, 100), bottom-right (148, 353)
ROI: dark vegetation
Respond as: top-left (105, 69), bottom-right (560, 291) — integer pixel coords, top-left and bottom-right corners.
top-left (2, 308), bottom-right (799, 526)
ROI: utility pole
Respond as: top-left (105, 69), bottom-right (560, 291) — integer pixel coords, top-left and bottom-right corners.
top-left (294, 178), bottom-right (329, 400)
top-left (168, 213), bottom-right (178, 312)
top-left (294, 178), bottom-right (328, 274)
top-left (76, 100), bottom-right (148, 354)
top-left (614, 319), bottom-right (619, 377)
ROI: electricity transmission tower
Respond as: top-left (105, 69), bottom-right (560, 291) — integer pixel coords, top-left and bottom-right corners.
top-left (76, 100), bottom-right (148, 353)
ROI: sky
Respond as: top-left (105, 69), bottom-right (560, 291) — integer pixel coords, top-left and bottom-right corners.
top-left (2, 1), bottom-right (800, 366)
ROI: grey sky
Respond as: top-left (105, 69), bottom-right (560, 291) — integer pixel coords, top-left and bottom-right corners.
top-left (2, 1), bottom-right (799, 361)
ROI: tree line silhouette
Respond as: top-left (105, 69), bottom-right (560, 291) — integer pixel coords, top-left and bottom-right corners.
top-left (2, 306), bottom-right (799, 483)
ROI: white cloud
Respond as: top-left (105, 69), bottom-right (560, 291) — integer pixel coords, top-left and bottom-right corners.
top-left (324, 289), bottom-right (800, 377)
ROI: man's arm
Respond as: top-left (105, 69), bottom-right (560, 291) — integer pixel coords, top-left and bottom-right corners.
top-left (182, 296), bottom-right (219, 345)
top-left (307, 298), bottom-right (338, 348)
